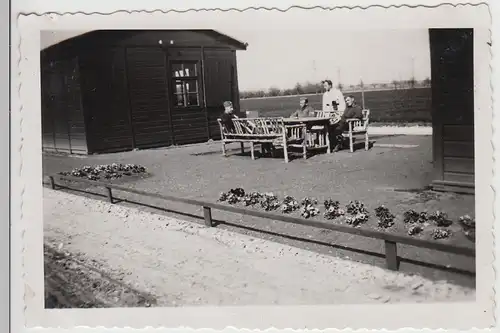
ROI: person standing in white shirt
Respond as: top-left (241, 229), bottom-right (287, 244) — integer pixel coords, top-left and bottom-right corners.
top-left (321, 80), bottom-right (346, 114)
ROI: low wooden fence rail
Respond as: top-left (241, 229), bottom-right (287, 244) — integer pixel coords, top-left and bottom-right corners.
top-left (46, 174), bottom-right (475, 272)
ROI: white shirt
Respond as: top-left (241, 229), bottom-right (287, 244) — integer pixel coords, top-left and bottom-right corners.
top-left (322, 88), bottom-right (346, 113)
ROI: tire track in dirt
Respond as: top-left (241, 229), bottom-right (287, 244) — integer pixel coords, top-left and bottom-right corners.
top-left (44, 244), bottom-right (158, 308)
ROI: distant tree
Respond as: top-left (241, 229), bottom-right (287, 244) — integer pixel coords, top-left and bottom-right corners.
top-left (391, 80), bottom-right (399, 90)
top-left (303, 82), bottom-right (320, 94)
top-left (294, 82), bottom-right (304, 95)
top-left (336, 82), bottom-right (344, 91)
top-left (423, 77), bottom-right (431, 86)
top-left (268, 86), bottom-right (282, 97)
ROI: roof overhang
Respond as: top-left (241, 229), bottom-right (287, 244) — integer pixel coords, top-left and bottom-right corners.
top-left (40, 29), bottom-right (248, 52)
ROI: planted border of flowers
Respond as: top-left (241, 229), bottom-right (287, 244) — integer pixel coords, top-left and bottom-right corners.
top-left (218, 188), bottom-right (475, 242)
top-left (59, 163), bottom-right (147, 181)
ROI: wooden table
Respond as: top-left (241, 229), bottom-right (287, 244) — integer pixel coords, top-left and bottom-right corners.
top-left (283, 117), bottom-right (331, 154)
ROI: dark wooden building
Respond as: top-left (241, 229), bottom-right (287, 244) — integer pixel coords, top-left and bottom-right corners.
top-left (41, 30), bottom-right (247, 154)
top-left (429, 28), bottom-right (475, 194)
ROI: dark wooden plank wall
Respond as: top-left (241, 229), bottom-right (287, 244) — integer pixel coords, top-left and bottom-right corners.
top-left (41, 61), bottom-right (57, 152)
top-left (41, 56), bottom-right (88, 154)
top-left (79, 48), bottom-right (134, 153)
top-left (79, 45), bottom-right (240, 152)
top-left (126, 47), bottom-right (173, 149)
top-left (204, 49), bottom-right (240, 140)
top-left (430, 29), bottom-right (475, 190)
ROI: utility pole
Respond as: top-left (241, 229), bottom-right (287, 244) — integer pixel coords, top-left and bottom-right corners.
top-left (312, 60), bottom-right (318, 94)
top-left (360, 77), bottom-right (365, 109)
top-left (411, 56), bottom-right (415, 79)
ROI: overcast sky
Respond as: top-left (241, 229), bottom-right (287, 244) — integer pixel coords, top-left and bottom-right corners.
top-left (41, 28), bottom-right (431, 93)
top-left (233, 28), bottom-right (431, 91)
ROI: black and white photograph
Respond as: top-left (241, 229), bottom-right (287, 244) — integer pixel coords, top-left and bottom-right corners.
top-left (12, 1), bottom-right (494, 330)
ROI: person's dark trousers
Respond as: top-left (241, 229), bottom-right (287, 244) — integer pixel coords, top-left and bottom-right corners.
top-left (261, 143), bottom-right (273, 156)
top-left (330, 121), bottom-right (348, 150)
top-left (328, 125), bottom-right (337, 149)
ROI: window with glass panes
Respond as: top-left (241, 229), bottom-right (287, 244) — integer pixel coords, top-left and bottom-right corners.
top-left (171, 62), bottom-right (200, 107)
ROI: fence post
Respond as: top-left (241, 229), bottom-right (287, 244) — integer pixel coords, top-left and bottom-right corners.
top-left (105, 187), bottom-right (113, 204)
top-left (203, 206), bottom-right (213, 227)
top-left (49, 176), bottom-right (56, 190)
top-left (384, 240), bottom-right (398, 271)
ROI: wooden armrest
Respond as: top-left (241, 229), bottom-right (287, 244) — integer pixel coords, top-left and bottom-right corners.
top-left (346, 118), bottom-right (362, 122)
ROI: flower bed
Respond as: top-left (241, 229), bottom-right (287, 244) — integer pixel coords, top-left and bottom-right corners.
top-left (218, 188), bottom-right (475, 243)
top-left (58, 163), bottom-right (148, 181)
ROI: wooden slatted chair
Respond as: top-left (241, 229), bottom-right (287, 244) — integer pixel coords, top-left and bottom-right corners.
top-left (342, 109), bottom-right (370, 153)
top-left (310, 110), bottom-right (341, 147)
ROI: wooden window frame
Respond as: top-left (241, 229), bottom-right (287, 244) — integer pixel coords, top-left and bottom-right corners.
top-left (171, 61), bottom-right (201, 108)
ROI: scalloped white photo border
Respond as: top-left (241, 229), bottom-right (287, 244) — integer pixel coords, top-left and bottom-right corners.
top-left (11, 0), bottom-right (496, 331)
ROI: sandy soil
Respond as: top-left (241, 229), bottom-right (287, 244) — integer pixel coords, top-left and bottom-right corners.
top-left (44, 189), bottom-right (474, 307)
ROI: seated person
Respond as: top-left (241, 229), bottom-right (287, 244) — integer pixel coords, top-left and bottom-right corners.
top-left (337, 95), bottom-right (364, 130)
top-left (290, 97), bottom-right (316, 118)
top-left (330, 95), bottom-right (364, 151)
top-left (220, 101), bottom-right (238, 133)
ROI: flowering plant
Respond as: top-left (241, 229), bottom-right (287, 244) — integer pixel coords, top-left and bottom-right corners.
top-left (299, 197), bottom-right (319, 218)
top-left (375, 205), bottom-right (395, 229)
top-left (345, 213), bottom-right (369, 227)
top-left (242, 192), bottom-right (263, 206)
top-left (323, 200), bottom-right (345, 220)
top-left (218, 188), bottom-right (246, 204)
top-left (403, 210), bottom-right (428, 224)
top-left (346, 200), bottom-right (368, 215)
top-left (281, 196), bottom-right (300, 214)
top-left (459, 214), bottom-right (475, 229)
top-left (300, 205), bottom-right (320, 219)
top-left (459, 214), bottom-right (475, 242)
top-left (260, 192), bottom-right (281, 211)
top-left (59, 163), bottom-right (147, 181)
top-left (428, 211), bottom-right (452, 227)
top-left (431, 228), bottom-right (451, 240)
top-left (407, 225), bottom-right (423, 236)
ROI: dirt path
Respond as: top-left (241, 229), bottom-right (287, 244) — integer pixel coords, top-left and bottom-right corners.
top-left (44, 189), bottom-right (474, 307)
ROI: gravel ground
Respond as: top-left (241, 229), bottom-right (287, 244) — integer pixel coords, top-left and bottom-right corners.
top-left (44, 189), bottom-right (475, 307)
top-left (43, 135), bottom-right (475, 286)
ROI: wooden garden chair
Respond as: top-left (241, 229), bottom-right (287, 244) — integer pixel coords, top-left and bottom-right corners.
top-left (342, 109), bottom-right (371, 153)
top-left (310, 110), bottom-right (341, 147)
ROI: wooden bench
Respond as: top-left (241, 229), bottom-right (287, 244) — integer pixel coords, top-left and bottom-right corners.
top-left (217, 117), bottom-right (307, 163)
top-left (342, 109), bottom-right (371, 153)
